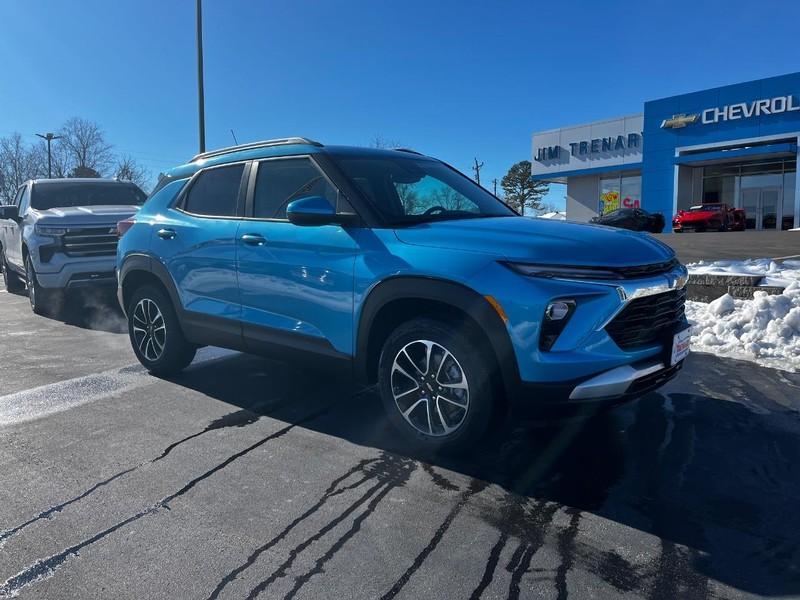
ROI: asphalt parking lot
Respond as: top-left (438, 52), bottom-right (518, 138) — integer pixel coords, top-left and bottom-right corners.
top-left (2, 283), bottom-right (800, 599)
top-left (653, 230), bottom-right (800, 263)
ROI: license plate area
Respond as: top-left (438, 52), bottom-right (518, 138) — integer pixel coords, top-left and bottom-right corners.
top-left (671, 327), bottom-right (692, 366)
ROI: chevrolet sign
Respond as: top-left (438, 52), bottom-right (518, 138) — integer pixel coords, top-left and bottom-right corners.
top-left (660, 113), bottom-right (699, 129)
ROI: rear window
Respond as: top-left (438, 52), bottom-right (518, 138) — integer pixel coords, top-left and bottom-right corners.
top-left (31, 182), bottom-right (146, 210)
top-left (183, 164), bottom-right (244, 217)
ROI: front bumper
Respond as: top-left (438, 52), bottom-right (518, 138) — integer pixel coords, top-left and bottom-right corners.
top-left (510, 358), bottom-right (684, 416)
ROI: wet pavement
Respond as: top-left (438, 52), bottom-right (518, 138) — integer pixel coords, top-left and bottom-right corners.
top-left (1, 281), bottom-right (800, 599)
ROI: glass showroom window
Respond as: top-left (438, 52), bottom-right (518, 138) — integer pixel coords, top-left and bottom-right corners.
top-left (599, 173), bottom-right (641, 215)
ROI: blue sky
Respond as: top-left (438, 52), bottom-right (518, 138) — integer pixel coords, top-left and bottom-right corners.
top-left (2, 0), bottom-right (800, 209)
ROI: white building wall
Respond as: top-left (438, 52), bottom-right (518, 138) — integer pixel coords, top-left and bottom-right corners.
top-left (566, 175), bottom-right (599, 222)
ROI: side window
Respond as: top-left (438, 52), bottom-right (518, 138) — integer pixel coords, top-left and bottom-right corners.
top-left (18, 186), bottom-right (30, 214)
top-left (253, 158), bottom-right (337, 220)
top-left (12, 187), bottom-right (24, 208)
top-left (183, 163), bottom-right (244, 217)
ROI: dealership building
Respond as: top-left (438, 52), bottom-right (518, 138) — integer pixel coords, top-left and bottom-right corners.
top-left (531, 72), bottom-right (800, 231)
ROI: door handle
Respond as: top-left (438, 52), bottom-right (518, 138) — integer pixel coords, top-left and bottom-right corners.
top-left (157, 228), bottom-right (176, 240)
top-left (241, 233), bottom-right (267, 246)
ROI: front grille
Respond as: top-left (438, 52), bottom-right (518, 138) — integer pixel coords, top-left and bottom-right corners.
top-left (606, 288), bottom-right (686, 350)
top-left (614, 259), bottom-right (679, 279)
top-left (62, 226), bottom-right (119, 257)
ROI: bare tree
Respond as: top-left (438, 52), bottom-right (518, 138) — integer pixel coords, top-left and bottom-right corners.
top-left (114, 155), bottom-right (150, 190)
top-left (58, 117), bottom-right (114, 176)
top-left (370, 135), bottom-right (403, 149)
top-left (0, 133), bottom-right (46, 204)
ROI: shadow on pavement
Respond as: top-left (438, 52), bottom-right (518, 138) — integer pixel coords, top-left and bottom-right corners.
top-left (167, 351), bottom-right (800, 597)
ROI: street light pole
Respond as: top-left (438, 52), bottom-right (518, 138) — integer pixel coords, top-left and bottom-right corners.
top-left (35, 133), bottom-right (62, 179)
top-left (196, 0), bottom-right (206, 153)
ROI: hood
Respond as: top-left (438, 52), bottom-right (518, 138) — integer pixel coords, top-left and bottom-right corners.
top-left (32, 205), bottom-right (139, 226)
top-left (393, 216), bottom-right (674, 266)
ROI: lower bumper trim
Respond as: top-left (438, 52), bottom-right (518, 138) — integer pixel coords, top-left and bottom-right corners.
top-left (568, 359), bottom-right (665, 400)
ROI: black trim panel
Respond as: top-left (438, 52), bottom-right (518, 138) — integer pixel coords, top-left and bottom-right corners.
top-left (354, 276), bottom-right (519, 393)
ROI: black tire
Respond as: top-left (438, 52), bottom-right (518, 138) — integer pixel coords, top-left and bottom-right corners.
top-left (26, 255), bottom-right (63, 316)
top-left (2, 249), bottom-right (25, 293)
top-left (378, 317), bottom-right (496, 453)
top-left (127, 284), bottom-right (196, 375)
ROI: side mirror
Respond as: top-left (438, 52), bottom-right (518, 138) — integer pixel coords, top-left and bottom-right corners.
top-left (286, 196), bottom-right (339, 226)
top-left (0, 204), bottom-right (19, 220)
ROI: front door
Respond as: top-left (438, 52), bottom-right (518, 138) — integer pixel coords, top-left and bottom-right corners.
top-left (741, 187), bottom-right (781, 230)
top-left (236, 156), bottom-right (358, 358)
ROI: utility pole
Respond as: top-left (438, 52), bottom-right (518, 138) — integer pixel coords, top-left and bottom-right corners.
top-left (35, 133), bottom-right (62, 178)
top-left (196, 0), bottom-right (206, 153)
top-left (492, 178), bottom-right (498, 196)
top-left (472, 158), bottom-right (484, 185)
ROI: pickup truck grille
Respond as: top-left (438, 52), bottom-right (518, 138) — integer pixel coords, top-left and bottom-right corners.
top-left (62, 226), bottom-right (119, 257)
top-left (606, 288), bottom-right (686, 350)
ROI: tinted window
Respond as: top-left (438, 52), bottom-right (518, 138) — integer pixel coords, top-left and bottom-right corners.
top-left (333, 155), bottom-right (514, 225)
top-left (184, 164), bottom-right (244, 216)
top-left (253, 158), bottom-right (337, 219)
top-left (30, 182), bottom-right (146, 210)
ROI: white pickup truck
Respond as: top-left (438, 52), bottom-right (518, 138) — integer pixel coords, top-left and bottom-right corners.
top-left (0, 178), bottom-right (145, 315)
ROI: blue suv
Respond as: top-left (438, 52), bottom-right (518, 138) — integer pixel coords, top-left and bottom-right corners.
top-left (117, 137), bottom-right (689, 451)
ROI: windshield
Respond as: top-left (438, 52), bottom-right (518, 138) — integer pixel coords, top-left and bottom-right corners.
top-left (31, 182), bottom-right (146, 210)
top-left (332, 155), bottom-right (516, 225)
top-left (689, 204), bottom-right (723, 212)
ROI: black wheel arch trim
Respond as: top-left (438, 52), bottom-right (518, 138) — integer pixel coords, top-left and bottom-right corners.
top-left (119, 253), bottom-right (184, 317)
top-left (354, 275), bottom-right (520, 394)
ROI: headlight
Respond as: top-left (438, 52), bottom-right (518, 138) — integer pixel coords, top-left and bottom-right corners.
top-left (504, 262), bottom-right (619, 280)
top-left (34, 224), bottom-right (67, 236)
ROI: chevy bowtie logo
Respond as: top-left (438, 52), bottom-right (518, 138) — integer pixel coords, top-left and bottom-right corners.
top-left (660, 113), bottom-right (699, 129)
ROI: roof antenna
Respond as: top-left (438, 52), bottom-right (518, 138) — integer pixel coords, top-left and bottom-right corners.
top-left (230, 129), bottom-right (239, 145)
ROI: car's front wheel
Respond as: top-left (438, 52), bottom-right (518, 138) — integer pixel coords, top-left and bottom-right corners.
top-left (26, 256), bottom-right (63, 316)
top-left (378, 317), bottom-right (495, 452)
top-left (127, 285), bottom-right (196, 375)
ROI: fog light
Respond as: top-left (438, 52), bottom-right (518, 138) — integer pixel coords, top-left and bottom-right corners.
top-left (546, 301), bottom-right (572, 321)
top-left (540, 299), bottom-right (576, 351)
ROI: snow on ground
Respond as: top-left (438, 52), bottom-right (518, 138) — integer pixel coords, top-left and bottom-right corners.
top-left (687, 257), bottom-right (800, 287)
top-left (685, 259), bottom-right (800, 372)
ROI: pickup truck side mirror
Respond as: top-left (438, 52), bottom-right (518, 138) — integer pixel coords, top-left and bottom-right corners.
top-left (0, 205), bottom-right (19, 220)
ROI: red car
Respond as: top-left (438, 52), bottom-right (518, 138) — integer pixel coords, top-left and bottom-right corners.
top-left (673, 203), bottom-right (746, 232)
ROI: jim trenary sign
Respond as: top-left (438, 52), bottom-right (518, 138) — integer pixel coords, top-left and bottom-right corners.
top-left (535, 132), bottom-right (641, 161)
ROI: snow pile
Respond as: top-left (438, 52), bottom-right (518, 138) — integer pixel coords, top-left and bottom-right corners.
top-left (687, 258), bottom-right (800, 287)
top-left (685, 270), bottom-right (800, 372)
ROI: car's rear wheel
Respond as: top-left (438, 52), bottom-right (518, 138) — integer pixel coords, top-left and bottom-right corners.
top-left (26, 256), bottom-right (63, 316)
top-left (1, 249), bottom-right (25, 293)
top-left (378, 317), bottom-right (495, 453)
top-left (127, 285), bottom-right (196, 375)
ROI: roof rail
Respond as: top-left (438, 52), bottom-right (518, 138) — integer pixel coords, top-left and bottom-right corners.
top-left (393, 147), bottom-right (423, 155)
top-left (190, 137), bottom-right (323, 162)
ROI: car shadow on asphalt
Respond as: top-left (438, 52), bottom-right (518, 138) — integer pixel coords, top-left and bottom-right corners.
top-left (166, 351), bottom-right (800, 598)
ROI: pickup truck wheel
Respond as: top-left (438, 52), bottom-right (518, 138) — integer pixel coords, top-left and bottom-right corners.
top-left (2, 250), bottom-right (25, 293)
top-left (127, 285), bottom-right (196, 375)
top-left (26, 256), bottom-right (62, 316)
top-left (378, 317), bottom-right (494, 453)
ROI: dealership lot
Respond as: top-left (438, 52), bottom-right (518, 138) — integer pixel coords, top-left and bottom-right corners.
top-left (1, 283), bottom-right (800, 599)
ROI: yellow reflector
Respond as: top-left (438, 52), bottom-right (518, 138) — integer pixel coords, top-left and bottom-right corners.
top-left (484, 295), bottom-right (508, 324)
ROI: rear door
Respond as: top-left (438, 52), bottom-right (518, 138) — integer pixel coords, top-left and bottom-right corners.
top-left (7, 185), bottom-right (27, 269)
top-left (236, 156), bottom-right (359, 357)
top-left (157, 161), bottom-right (248, 347)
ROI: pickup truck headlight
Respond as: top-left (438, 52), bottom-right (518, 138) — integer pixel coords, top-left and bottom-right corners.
top-left (504, 262), bottom-right (619, 280)
top-left (34, 224), bottom-right (68, 237)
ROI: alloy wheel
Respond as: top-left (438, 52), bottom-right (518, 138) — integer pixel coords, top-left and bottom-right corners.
top-left (390, 339), bottom-right (470, 437)
top-left (132, 298), bottom-right (167, 362)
